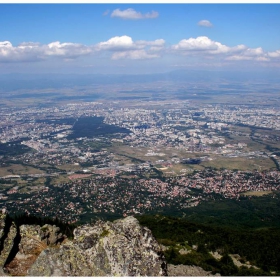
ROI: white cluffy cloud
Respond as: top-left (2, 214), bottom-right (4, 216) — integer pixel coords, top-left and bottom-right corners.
top-left (226, 47), bottom-right (269, 61)
top-left (0, 36), bottom-right (165, 63)
top-left (0, 41), bottom-right (43, 62)
top-left (1, 36), bottom-right (279, 65)
top-left (0, 40), bottom-right (92, 62)
top-left (198, 20), bottom-right (213, 27)
top-left (267, 49), bottom-right (280, 58)
top-left (172, 36), bottom-right (231, 54)
top-left (45, 41), bottom-right (92, 57)
top-left (111, 8), bottom-right (159, 20)
top-left (96, 35), bottom-right (135, 51)
top-left (171, 36), bottom-right (270, 62)
top-left (96, 36), bottom-right (165, 60)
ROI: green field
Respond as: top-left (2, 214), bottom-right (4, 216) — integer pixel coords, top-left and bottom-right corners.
top-left (201, 156), bottom-right (276, 171)
top-left (0, 164), bottom-right (44, 177)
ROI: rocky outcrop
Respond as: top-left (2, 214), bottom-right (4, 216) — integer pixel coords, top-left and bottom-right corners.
top-left (0, 215), bottom-right (17, 269)
top-left (27, 216), bottom-right (167, 276)
top-left (0, 213), bottom-right (6, 239)
top-left (5, 224), bottom-right (67, 276)
top-left (0, 214), bottom-right (167, 277)
top-left (0, 213), bottom-right (17, 275)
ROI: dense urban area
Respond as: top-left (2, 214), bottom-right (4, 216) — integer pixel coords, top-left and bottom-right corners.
top-left (0, 83), bottom-right (280, 223)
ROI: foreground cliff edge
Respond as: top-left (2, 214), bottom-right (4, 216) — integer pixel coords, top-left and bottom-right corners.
top-left (0, 212), bottom-right (168, 276)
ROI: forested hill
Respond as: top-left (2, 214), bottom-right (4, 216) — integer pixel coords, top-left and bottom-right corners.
top-left (136, 215), bottom-right (280, 276)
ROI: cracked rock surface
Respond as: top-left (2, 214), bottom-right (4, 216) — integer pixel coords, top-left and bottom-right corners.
top-left (27, 216), bottom-right (167, 276)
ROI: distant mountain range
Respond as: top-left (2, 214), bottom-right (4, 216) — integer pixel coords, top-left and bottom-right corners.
top-left (0, 70), bottom-right (279, 91)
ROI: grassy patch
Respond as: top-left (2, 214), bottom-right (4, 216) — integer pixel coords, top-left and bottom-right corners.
top-left (201, 157), bottom-right (275, 171)
top-left (242, 191), bottom-right (273, 197)
top-left (49, 175), bottom-right (70, 185)
top-left (56, 164), bottom-right (81, 172)
top-left (0, 164), bottom-right (44, 177)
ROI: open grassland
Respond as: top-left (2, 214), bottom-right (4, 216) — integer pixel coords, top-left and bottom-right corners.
top-left (49, 175), bottom-right (71, 185)
top-left (19, 184), bottom-right (46, 194)
top-left (231, 125), bottom-right (251, 134)
top-left (242, 191), bottom-right (273, 197)
top-left (201, 156), bottom-right (276, 171)
top-left (110, 143), bottom-right (209, 163)
top-left (245, 141), bottom-right (267, 152)
top-left (29, 177), bottom-right (46, 185)
top-left (14, 178), bottom-right (28, 186)
top-left (224, 125), bottom-right (280, 152)
top-left (57, 164), bottom-right (81, 172)
top-left (0, 164), bottom-right (44, 177)
top-left (109, 142), bottom-right (277, 173)
top-left (159, 163), bottom-right (204, 176)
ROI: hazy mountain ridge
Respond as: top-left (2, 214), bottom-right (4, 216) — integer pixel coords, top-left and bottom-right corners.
top-left (1, 70), bottom-right (279, 92)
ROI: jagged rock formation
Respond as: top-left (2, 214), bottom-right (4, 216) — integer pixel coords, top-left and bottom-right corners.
top-left (27, 216), bottom-right (167, 276)
top-left (5, 224), bottom-right (67, 276)
top-left (0, 212), bottom-right (15, 276)
top-left (0, 214), bottom-right (167, 276)
top-left (0, 216), bottom-right (16, 268)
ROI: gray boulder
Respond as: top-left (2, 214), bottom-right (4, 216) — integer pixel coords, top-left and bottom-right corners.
top-left (39, 224), bottom-right (66, 246)
top-left (27, 216), bottom-right (167, 276)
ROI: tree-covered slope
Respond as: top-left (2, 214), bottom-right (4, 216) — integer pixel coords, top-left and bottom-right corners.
top-left (136, 215), bottom-right (280, 276)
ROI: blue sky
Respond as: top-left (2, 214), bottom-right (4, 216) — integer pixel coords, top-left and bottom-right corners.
top-left (1, 4), bottom-right (280, 74)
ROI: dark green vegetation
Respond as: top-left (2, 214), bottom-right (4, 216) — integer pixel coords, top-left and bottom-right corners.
top-left (67, 116), bottom-right (130, 139)
top-left (181, 192), bottom-right (280, 229)
top-left (134, 193), bottom-right (280, 276)
top-left (129, 191), bottom-right (280, 230)
top-left (0, 141), bottom-right (33, 157)
top-left (136, 215), bottom-right (280, 276)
